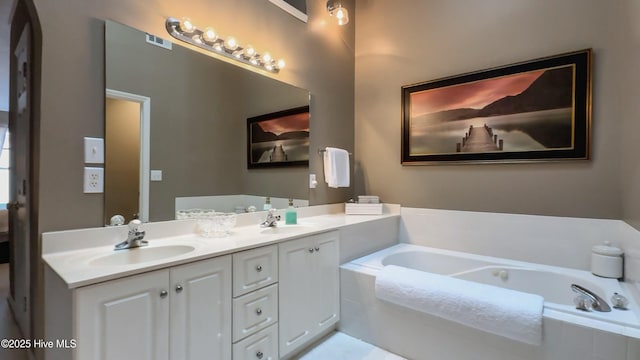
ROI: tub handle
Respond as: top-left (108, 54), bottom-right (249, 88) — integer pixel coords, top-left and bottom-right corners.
top-left (571, 284), bottom-right (611, 312)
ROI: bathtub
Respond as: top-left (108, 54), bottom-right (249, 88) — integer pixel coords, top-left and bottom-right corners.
top-left (340, 244), bottom-right (640, 360)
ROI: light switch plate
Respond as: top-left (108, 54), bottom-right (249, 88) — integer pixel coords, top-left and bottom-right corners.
top-left (84, 167), bottom-right (104, 193)
top-left (309, 173), bottom-right (317, 188)
top-left (150, 170), bottom-right (163, 181)
top-left (84, 137), bottom-right (104, 164)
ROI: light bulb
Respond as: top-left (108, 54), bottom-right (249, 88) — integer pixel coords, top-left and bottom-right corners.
top-left (277, 59), bottom-right (286, 69)
top-left (224, 37), bottom-right (238, 51)
top-left (265, 63), bottom-right (274, 71)
top-left (336, 6), bottom-right (349, 26)
top-left (213, 42), bottom-right (223, 51)
top-left (243, 46), bottom-right (255, 58)
top-left (180, 17), bottom-right (195, 32)
top-left (191, 34), bottom-right (202, 44)
top-left (262, 52), bottom-right (272, 63)
top-left (203, 27), bottom-right (217, 42)
top-left (250, 56), bottom-right (259, 65)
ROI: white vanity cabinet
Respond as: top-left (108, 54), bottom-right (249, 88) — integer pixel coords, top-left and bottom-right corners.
top-left (278, 231), bottom-right (340, 358)
top-left (74, 256), bottom-right (232, 360)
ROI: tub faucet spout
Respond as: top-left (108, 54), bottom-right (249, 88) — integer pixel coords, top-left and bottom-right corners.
top-left (571, 284), bottom-right (611, 312)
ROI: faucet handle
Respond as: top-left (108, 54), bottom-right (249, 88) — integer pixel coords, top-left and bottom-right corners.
top-left (128, 219), bottom-right (142, 232)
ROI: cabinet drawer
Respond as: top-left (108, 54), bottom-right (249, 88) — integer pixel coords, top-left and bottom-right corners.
top-left (233, 245), bottom-right (278, 297)
top-left (233, 324), bottom-right (278, 360)
top-left (233, 284), bottom-right (278, 342)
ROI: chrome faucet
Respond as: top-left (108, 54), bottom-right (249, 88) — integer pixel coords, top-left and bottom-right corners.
top-left (571, 284), bottom-right (611, 312)
top-left (114, 219), bottom-right (148, 250)
top-left (260, 208), bottom-right (281, 228)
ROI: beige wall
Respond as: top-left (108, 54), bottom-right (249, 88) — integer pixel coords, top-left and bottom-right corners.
top-left (32, 0), bottom-right (354, 354)
top-left (34, 0), bottom-right (355, 232)
top-left (105, 98), bottom-right (139, 223)
top-left (355, 0), bottom-right (625, 219)
top-left (620, 2), bottom-right (640, 231)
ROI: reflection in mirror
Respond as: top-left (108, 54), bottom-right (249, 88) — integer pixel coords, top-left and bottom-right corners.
top-left (105, 21), bottom-right (310, 223)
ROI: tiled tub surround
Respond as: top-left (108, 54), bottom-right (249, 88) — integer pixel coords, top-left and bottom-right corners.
top-left (339, 208), bottom-right (640, 360)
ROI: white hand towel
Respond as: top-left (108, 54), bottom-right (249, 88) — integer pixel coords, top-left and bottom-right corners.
top-left (375, 265), bottom-right (544, 346)
top-left (323, 147), bottom-right (350, 188)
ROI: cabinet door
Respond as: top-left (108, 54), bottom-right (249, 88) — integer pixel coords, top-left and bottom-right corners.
top-left (278, 237), bottom-right (314, 358)
top-left (312, 232), bottom-right (340, 333)
top-left (170, 255), bottom-right (232, 360)
top-left (75, 270), bottom-right (170, 360)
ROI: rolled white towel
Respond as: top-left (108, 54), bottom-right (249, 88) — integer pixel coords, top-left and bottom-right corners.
top-left (375, 265), bottom-right (544, 346)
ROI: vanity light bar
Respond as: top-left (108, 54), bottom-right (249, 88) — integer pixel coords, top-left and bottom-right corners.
top-left (165, 17), bottom-right (285, 73)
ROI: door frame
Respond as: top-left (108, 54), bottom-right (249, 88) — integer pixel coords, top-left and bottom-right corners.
top-left (105, 89), bottom-right (150, 222)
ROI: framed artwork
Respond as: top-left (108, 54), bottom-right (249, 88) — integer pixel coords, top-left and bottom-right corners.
top-left (247, 106), bottom-right (310, 169)
top-left (401, 49), bottom-right (591, 164)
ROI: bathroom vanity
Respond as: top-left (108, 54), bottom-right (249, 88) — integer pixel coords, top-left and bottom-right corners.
top-left (42, 205), bottom-right (400, 360)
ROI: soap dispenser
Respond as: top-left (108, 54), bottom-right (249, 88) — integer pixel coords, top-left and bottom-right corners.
top-left (263, 197), bottom-right (272, 211)
top-left (285, 198), bottom-right (297, 225)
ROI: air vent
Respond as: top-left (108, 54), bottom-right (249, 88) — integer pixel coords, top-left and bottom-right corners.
top-left (145, 33), bottom-right (172, 50)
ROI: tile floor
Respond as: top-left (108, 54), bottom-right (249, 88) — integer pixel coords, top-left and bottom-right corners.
top-left (298, 332), bottom-right (405, 360)
top-left (0, 263), bottom-right (29, 360)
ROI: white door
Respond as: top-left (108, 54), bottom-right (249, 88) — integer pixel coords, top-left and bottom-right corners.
top-left (8, 25), bottom-right (31, 338)
top-left (75, 270), bottom-right (170, 360)
top-left (170, 256), bottom-right (232, 360)
top-left (278, 237), bottom-right (314, 358)
top-left (311, 232), bottom-right (339, 333)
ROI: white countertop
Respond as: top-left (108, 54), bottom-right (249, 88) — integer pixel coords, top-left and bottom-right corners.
top-left (42, 204), bottom-right (400, 289)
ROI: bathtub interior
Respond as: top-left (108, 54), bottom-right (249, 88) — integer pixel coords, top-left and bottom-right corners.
top-left (347, 243), bottom-right (640, 335)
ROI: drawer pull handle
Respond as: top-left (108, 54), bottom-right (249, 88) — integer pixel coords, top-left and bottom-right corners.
top-left (160, 290), bottom-right (168, 299)
top-left (256, 265), bottom-right (263, 272)
top-left (315, 247), bottom-right (320, 252)
top-left (256, 307), bottom-right (263, 315)
top-left (256, 351), bottom-right (264, 359)
top-left (308, 248), bottom-right (314, 253)
top-left (175, 285), bottom-right (183, 293)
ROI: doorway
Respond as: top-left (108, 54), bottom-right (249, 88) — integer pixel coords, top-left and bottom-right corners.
top-left (105, 89), bottom-right (150, 223)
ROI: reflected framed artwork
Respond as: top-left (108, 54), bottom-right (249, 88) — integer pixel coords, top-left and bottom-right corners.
top-left (401, 49), bottom-right (591, 165)
top-left (247, 106), bottom-right (310, 169)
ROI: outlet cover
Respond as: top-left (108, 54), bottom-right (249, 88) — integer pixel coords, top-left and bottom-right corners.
top-left (84, 137), bottom-right (104, 164)
top-left (84, 167), bottom-right (104, 193)
top-left (150, 170), bottom-right (163, 181)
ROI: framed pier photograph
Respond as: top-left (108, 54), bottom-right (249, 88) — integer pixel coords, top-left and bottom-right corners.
top-left (401, 49), bottom-right (591, 165)
top-left (247, 106), bottom-right (310, 169)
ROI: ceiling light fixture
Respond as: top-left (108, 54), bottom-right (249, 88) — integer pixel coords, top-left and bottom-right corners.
top-left (326, 0), bottom-right (349, 26)
top-left (165, 17), bottom-right (285, 73)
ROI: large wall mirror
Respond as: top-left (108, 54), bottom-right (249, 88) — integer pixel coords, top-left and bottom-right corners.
top-left (105, 20), bottom-right (310, 223)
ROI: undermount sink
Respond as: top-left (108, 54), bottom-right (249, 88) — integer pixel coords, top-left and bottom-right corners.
top-left (89, 245), bottom-right (196, 266)
top-left (260, 225), bottom-right (316, 235)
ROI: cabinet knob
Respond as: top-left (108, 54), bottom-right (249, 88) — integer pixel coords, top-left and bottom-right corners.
top-left (256, 264), bottom-right (263, 272)
top-left (256, 351), bottom-right (264, 359)
top-left (308, 248), bottom-right (314, 253)
top-left (315, 247), bottom-right (320, 252)
top-left (256, 307), bottom-right (262, 315)
top-left (175, 285), bottom-right (183, 293)
top-left (160, 290), bottom-right (168, 299)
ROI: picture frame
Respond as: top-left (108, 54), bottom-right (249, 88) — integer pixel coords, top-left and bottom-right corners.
top-left (247, 106), bottom-right (310, 169)
top-left (401, 49), bottom-right (591, 165)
